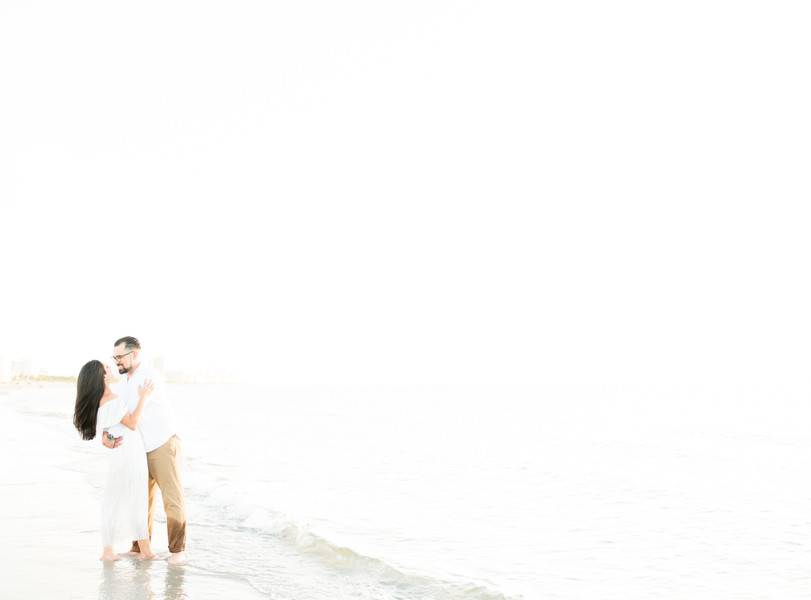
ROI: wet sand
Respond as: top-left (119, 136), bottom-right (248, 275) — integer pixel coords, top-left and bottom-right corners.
top-left (1, 384), bottom-right (264, 600)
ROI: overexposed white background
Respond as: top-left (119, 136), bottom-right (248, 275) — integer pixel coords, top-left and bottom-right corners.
top-left (1, 1), bottom-right (809, 388)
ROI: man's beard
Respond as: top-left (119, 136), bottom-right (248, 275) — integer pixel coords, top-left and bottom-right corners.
top-left (117, 365), bottom-right (129, 374)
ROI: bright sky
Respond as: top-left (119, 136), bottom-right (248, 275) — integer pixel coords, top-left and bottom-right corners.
top-left (1, 1), bottom-right (809, 385)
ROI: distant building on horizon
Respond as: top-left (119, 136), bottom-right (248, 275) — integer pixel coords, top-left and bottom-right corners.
top-left (12, 358), bottom-right (34, 377)
top-left (0, 353), bottom-right (237, 384)
top-left (0, 358), bottom-right (10, 382)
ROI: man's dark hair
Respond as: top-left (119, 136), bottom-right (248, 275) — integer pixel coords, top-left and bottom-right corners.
top-left (114, 336), bottom-right (141, 350)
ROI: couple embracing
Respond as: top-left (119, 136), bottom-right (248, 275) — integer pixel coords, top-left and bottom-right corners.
top-left (73, 336), bottom-right (186, 564)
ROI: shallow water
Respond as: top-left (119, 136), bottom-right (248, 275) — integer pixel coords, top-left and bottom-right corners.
top-left (8, 382), bottom-right (811, 599)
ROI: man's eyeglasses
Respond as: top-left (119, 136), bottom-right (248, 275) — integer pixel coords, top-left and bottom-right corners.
top-left (112, 350), bottom-right (135, 362)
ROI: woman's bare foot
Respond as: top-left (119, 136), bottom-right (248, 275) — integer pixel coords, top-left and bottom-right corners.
top-left (138, 552), bottom-right (157, 560)
top-left (100, 550), bottom-right (120, 562)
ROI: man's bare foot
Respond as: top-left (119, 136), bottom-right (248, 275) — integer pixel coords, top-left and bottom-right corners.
top-left (167, 552), bottom-right (186, 565)
top-left (100, 552), bottom-right (120, 562)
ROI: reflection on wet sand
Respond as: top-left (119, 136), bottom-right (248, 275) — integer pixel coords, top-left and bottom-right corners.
top-left (99, 560), bottom-right (153, 600)
top-left (99, 559), bottom-right (187, 600)
top-left (164, 564), bottom-right (187, 600)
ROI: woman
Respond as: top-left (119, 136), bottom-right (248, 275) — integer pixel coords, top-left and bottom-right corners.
top-left (73, 359), bottom-right (155, 561)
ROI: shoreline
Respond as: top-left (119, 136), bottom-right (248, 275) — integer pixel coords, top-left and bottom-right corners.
top-left (1, 385), bottom-right (265, 599)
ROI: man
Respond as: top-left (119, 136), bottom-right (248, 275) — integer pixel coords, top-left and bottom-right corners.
top-left (103, 336), bottom-right (187, 564)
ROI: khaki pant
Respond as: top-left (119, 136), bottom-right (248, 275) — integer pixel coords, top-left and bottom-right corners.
top-left (130, 435), bottom-right (187, 553)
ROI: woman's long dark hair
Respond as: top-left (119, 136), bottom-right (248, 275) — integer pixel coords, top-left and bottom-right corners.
top-left (74, 360), bottom-right (105, 440)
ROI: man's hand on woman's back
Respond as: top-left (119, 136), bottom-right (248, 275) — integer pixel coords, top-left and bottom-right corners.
top-left (101, 432), bottom-right (123, 449)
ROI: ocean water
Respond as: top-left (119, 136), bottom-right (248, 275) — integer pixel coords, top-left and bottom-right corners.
top-left (8, 382), bottom-right (811, 599)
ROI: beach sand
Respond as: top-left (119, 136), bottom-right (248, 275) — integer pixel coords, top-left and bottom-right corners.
top-left (1, 383), bottom-right (265, 600)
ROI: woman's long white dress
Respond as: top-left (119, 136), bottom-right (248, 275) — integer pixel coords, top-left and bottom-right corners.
top-left (96, 397), bottom-right (149, 547)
